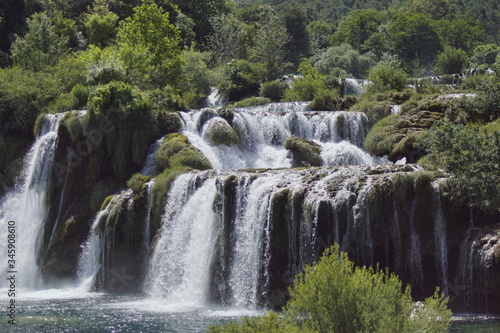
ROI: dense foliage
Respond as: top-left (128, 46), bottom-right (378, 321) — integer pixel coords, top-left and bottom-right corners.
top-left (208, 244), bottom-right (451, 332)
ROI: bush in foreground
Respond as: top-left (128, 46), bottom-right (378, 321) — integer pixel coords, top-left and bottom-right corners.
top-left (208, 244), bottom-right (451, 333)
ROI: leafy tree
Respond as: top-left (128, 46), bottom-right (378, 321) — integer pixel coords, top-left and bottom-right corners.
top-left (283, 59), bottom-right (325, 101)
top-left (206, 14), bottom-right (245, 67)
top-left (208, 244), bottom-right (451, 333)
top-left (437, 18), bottom-right (483, 54)
top-left (405, 0), bottom-right (454, 20)
top-left (172, 0), bottom-right (233, 47)
top-left (367, 61), bottom-right (407, 93)
top-left (10, 12), bottom-right (69, 71)
top-left (179, 50), bottom-right (214, 108)
top-left (251, 16), bottom-right (290, 81)
top-left (314, 44), bottom-right (377, 78)
top-left (281, 2), bottom-right (309, 68)
top-left (117, 2), bottom-right (182, 89)
top-left (307, 20), bottom-right (332, 56)
top-left (0, 67), bottom-right (62, 137)
top-left (469, 44), bottom-right (500, 67)
top-left (388, 13), bottom-right (442, 71)
top-left (330, 9), bottom-right (386, 52)
top-left (419, 119), bottom-right (500, 214)
top-left (435, 46), bottom-right (468, 74)
top-left (83, 0), bottom-right (119, 47)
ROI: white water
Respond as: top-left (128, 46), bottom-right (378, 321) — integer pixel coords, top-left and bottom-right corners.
top-left (179, 108), bottom-right (385, 170)
top-left (0, 113), bottom-right (65, 290)
top-left (141, 136), bottom-right (166, 176)
top-left (146, 174), bottom-right (219, 306)
top-left (432, 181), bottom-right (449, 295)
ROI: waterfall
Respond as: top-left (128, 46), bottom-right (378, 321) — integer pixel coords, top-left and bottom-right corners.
top-left (432, 181), bottom-right (448, 295)
top-left (0, 113), bottom-right (65, 290)
top-left (145, 174), bottom-right (219, 306)
top-left (141, 136), bottom-right (166, 176)
top-left (343, 78), bottom-right (368, 96)
top-left (179, 108), bottom-right (384, 170)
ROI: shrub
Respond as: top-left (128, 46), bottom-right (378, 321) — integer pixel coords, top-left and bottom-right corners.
top-left (154, 133), bottom-right (212, 171)
top-left (310, 88), bottom-right (341, 111)
top-left (261, 80), bottom-right (289, 102)
top-left (233, 97), bottom-right (271, 108)
top-left (209, 244), bottom-right (451, 333)
top-left (435, 46), bottom-right (468, 75)
top-left (87, 81), bottom-right (150, 115)
top-left (367, 62), bottom-right (407, 93)
top-left (283, 60), bottom-right (326, 102)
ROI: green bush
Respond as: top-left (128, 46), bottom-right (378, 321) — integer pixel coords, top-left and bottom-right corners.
top-left (435, 46), bottom-right (468, 75)
top-left (233, 97), bottom-right (271, 108)
top-left (87, 81), bottom-right (150, 115)
top-left (367, 62), bottom-right (407, 93)
top-left (310, 88), bottom-right (341, 111)
top-left (364, 115), bottom-right (397, 156)
top-left (126, 173), bottom-right (150, 193)
top-left (154, 133), bottom-right (212, 171)
top-left (283, 60), bottom-right (326, 102)
top-left (261, 80), bottom-right (289, 102)
top-left (220, 59), bottom-right (266, 101)
top-left (209, 244), bottom-right (451, 333)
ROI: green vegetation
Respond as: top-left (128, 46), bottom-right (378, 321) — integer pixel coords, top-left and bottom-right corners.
top-left (208, 244), bottom-right (451, 333)
top-left (154, 133), bottom-right (212, 171)
top-left (285, 136), bottom-right (323, 167)
top-left (206, 118), bottom-right (240, 145)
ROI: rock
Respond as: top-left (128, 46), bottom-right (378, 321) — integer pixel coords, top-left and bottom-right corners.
top-left (204, 118), bottom-right (239, 145)
top-left (285, 136), bottom-right (323, 167)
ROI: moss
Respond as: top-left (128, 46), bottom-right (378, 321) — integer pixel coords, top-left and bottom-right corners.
top-left (285, 135), bottom-right (323, 167)
top-left (155, 111), bottom-right (182, 134)
top-left (233, 96), bottom-right (271, 107)
top-left (150, 167), bottom-right (190, 233)
top-left (154, 133), bottom-right (212, 171)
top-left (101, 195), bottom-right (115, 211)
top-left (127, 173), bottom-right (151, 194)
top-left (206, 118), bottom-right (239, 145)
top-left (364, 115), bottom-right (398, 156)
top-left (480, 119), bottom-right (500, 134)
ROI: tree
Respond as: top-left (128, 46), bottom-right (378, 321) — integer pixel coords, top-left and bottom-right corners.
top-left (307, 20), bottom-right (332, 56)
top-left (388, 13), bottom-right (442, 72)
top-left (117, 2), bottom-right (182, 89)
top-left (251, 16), bottom-right (290, 81)
top-left (281, 2), bottom-right (309, 68)
top-left (314, 44), bottom-right (377, 78)
top-left (206, 14), bottom-right (245, 67)
top-left (330, 9), bottom-right (386, 52)
top-left (208, 244), bottom-right (451, 333)
top-left (437, 18), bottom-right (483, 54)
top-left (367, 61), bottom-right (407, 93)
top-left (10, 12), bottom-right (69, 71)
top-left (470, 44), bottom-right (500, 67)
top-left (83, 0), bottom-right (119, 47)
top-left (419, 119), bottom-right (500, 214)
top-left (435, 46), bottom-right (468, 75)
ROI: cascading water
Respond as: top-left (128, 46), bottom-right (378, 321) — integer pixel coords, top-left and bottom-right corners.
top-left (0, 113), bottom-right (65, 290)
top-left (179, 107), bottom-right (385, 170)
top-left (432, 181), bottom-right (448, 295)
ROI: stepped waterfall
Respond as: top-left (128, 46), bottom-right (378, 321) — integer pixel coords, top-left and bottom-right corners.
top-left (1, 103), bottom-right (498, 320)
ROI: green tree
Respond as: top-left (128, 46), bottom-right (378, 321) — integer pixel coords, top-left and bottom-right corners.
top-left (206, 14), bottom-right (245, 67)
top-left (83, 0), bottom-right (119, 47)
top-left (307, 20), bottom-right (332, 56)
top-left (10, 12), bottom-right (69, 71)
top-left (419, 119), bottom-right (500, 214)
top-left (281, 2), bottom-right (309, 68)
top-left (117, 2), bottom-right (182, 89)
top-left (470, 44), bottom-right (500, 67)
top-left (252, 16), bottom-right (290, 81)
top-left (330, 9), bottom-right (386, 51)
top-left (208, 244), bottom-right (452, 333)
top-left (435, 46), bottom-right (468, 74)
top-left (437, 18), bottom-right (483, 54)
top-left (367, 61), bottom-right (407, 93)
top-left (388, 13), bottom-right (442, 71)
top-left (314, 44), bottom-right (377, 78)
top-left (283, 59), bottom-right (325, 101)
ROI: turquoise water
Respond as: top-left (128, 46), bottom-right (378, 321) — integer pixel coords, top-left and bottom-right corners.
top-left (1, 290), bottom-right (499, 332)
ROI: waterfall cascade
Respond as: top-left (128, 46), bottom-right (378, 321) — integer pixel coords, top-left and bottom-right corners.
top-left (3, 102), bottom-right (496, 315)
top-left (0, 113), bottom-right (65, 289)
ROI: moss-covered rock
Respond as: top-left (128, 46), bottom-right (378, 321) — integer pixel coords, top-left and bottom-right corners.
top-left (285, 136), bottom-right (323, 167)
top-left (154, 133), bottom-right (213, 171)
top-left (205, 118), bottom-right (239, 145)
